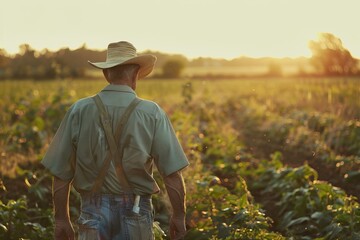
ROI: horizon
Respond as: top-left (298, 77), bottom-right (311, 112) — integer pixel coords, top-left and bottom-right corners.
top-left (1, 42), bottom-right (317, 61)
top-left (2, 0), bottom-right (360, 59)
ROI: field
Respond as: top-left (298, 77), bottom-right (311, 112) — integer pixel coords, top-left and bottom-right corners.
top-left (0, 77), bottom-right (359, 239)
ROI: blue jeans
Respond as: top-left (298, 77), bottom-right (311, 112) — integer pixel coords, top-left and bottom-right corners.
top-left (77, 194), bottom-right (154, 240)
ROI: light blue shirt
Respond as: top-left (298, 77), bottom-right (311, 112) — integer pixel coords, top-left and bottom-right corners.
top-left (42, 84), bottom-right (189, 195)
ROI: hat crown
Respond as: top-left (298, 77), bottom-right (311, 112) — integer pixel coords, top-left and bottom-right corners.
top-left (107, 41), bottom-right (137, 61)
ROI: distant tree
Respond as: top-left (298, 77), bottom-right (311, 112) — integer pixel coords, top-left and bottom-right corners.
top-left (0, 49), bottom-right (10, 79)
top-left (0, 49), bottom-right (8, 66)
top-left (162, 59), bottom-right (186, 78)
top-left (266, 61), bottom-right (283, 77)
top-left (142, 50), bottom-right (188, 70)
top-left (10, 44), bottom-right (37, 78)
top-left (308, 33), bottom-right (358, 76)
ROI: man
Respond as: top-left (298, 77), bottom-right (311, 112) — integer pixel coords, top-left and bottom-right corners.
top-left (42, 41), bottom-right (189, 240)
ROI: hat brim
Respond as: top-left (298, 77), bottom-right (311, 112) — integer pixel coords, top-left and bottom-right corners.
top-left (88, 54), bottom-right (156, 79)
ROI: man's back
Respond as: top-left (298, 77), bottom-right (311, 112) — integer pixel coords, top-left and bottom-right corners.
top-left (42, 84), bottom-right (188, 195)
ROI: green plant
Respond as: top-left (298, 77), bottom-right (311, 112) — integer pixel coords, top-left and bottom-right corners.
top-left (248, 153), bottom-right (360, 239)
top-left (0, 196), bottom-right (54, 239)
top-left (186, 176), bottom-right (284, 239)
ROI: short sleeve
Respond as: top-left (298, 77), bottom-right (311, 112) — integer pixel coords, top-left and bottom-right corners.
top-left (151, 109), bottom-right (189, 177)
top-left (41, 105), bottom-right (78, 180)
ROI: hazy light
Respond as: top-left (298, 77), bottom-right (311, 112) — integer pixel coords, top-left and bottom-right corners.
top-left (1, 0), bottom-right (360, 59)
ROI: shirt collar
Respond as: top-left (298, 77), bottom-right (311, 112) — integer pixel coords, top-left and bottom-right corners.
top-left (101, 84), bottom-right (137, 96)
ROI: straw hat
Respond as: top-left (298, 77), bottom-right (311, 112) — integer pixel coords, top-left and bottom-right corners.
top-left (88, 41), bottom-right (156, 79)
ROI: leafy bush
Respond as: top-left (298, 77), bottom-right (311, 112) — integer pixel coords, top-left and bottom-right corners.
top-left (325, 120), bottom-right (360, 157)
top-left (248, 153), bottom-right (360, 239)
top-left (0, 196), bottom-right (54, 239)
top-left (186, 176), bottom-right (284, 240)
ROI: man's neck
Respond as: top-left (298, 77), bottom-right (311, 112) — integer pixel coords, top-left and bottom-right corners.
top-left (110, 82), bottom-right (135, 90)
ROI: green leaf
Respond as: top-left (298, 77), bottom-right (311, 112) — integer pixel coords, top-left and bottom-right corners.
top-left (311, 211), bottom-right (332, 226)
top-left (286, 217), bottom-right (310, 228)
top-left (311, 211), bottom-right (325, 220)
top-left (0, 223), bottom-right (8, 232)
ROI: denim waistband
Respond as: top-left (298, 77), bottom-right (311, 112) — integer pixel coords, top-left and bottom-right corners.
top-left (79, 192), bottom-right (153, 212)
top-left (80, 192), bottom-right (151, 201)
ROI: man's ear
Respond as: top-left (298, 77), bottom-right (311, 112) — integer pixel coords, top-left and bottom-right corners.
top-left (103, 69), bottom-right (110, 82)
top-left (132, 77), bottom-right (137, 90)
top-left (131, 68), bottom-right (139, 90)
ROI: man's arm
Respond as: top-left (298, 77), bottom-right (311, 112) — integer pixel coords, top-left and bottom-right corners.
top-left (164, 171), bottom-right (186, 240)
top-left (53, 176), bottom-right (75, 240)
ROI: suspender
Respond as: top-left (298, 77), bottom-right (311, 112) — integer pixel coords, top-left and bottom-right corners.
top-left (91, 94), bottom-right (141, 194)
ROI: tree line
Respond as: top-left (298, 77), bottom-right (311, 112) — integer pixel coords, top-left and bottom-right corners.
top-left (0, 33), bottom-right (358, 80)
top-left (0, 44), bottom-right (106, 80)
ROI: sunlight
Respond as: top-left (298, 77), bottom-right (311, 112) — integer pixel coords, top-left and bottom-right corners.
top-left (1, 0), bottom-right (360, 58)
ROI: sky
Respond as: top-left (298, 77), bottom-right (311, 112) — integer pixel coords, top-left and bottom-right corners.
top-left (1, 0), bottom-right (360, 59)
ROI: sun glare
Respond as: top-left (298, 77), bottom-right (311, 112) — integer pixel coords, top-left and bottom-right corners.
top-left (1, 0), bottom-right (360, 59)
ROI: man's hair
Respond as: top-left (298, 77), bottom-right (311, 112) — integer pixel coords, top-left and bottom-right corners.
top-left (105, 64), bottom-right (140, 83)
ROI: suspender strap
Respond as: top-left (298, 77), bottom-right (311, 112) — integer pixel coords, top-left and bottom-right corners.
top-left (91, 94), bottom-right (141, 194)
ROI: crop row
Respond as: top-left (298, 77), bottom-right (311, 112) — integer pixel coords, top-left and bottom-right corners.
top-left (178, 99), bottom-right (360, 239)
top-left (222, 95), bottom-right (360, 194)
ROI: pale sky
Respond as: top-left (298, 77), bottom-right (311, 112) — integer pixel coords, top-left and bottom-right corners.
top-left (1, 0), bottom-right (360, 59)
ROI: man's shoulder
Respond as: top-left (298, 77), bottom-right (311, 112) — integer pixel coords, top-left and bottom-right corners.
top-left (137, 98), bottom-right (164, 117)
top-left (70, 96), bottom-right (96, 112)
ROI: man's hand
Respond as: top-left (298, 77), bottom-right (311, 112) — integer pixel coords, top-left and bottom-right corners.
top-left (55, 219), bottom-right (75, 240)
top-left (170, 215), bottom-right (186, 240)
top-left (53, 177), bottom-right (73, 240)
top-left (164, 171), bottom-right (187, 240)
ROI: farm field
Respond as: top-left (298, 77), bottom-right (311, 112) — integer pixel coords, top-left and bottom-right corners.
top-left (0, 77), bottom-right (359, 239)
